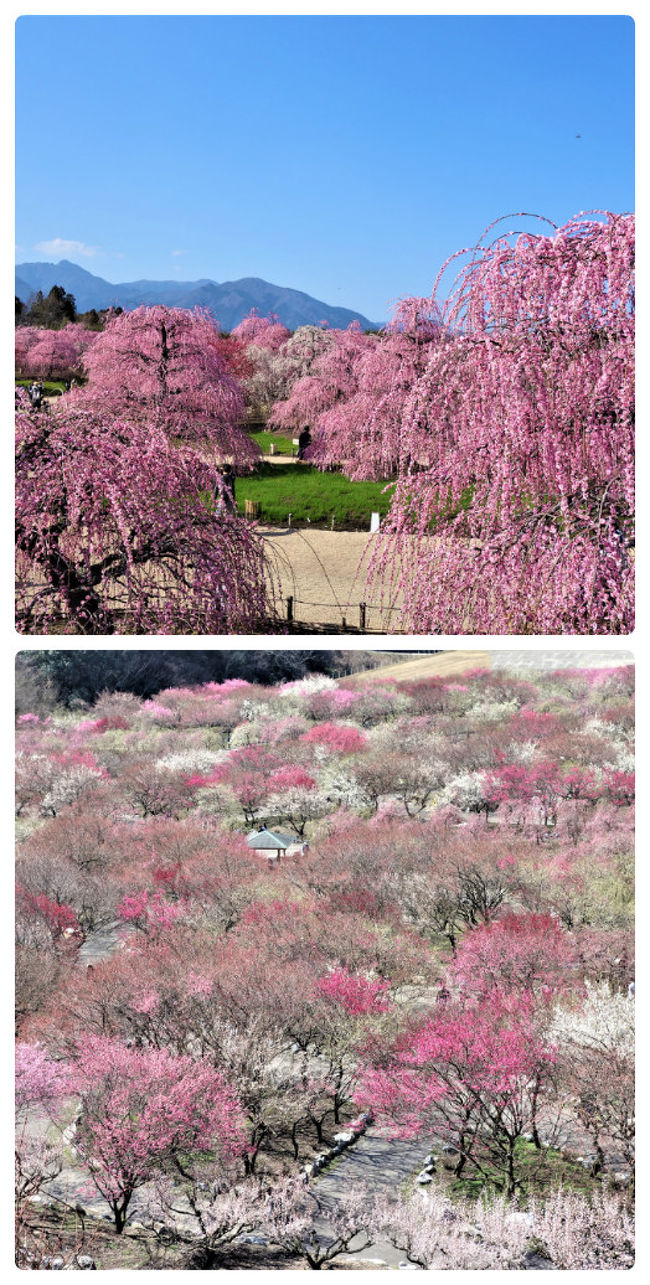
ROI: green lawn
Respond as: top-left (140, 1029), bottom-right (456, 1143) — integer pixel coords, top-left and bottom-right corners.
top-left (16, 378), bottom-right (66, 395)
top-left (449, 1138), bottom-right (601, 1202)
top-left (234, 463), bottom-right (395, 529)
top-left (247, 428), bottom-right (295, 455)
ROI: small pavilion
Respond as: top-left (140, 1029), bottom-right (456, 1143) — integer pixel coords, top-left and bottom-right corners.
top-left (246, 825), bottom-right (300, 866)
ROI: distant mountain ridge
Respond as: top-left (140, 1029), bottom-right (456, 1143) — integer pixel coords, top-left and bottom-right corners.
top-left (15, 260), bottom-right (380, 331)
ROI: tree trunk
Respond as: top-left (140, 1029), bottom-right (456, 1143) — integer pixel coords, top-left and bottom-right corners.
top-left (244, 1123), bottom-right (266, 1174)
top-left (111, 1195), bottom-right (131, 1235)
top-left (290, 1119), bottom-right (301, 1161)
top-left (590, 1142), bottom-right (605, 1178)
top-left (506, 1140), bottom-right (517, 1199)
top-left (530, 1077), bottom-right (542, 1148)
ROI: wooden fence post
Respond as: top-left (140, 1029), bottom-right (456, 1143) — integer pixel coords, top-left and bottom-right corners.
top-left (359, 602), bottom-right (367, 631)
top-left (286, 595), bottom-right (294, 625)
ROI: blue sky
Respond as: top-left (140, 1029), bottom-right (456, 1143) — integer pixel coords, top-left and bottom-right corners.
top-left (15, 14), bottom-right (634, 322)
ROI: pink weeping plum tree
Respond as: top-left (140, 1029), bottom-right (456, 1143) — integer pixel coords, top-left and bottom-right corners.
top-left (78, 304), bottom-right (258, 460)
top-left (269, 322), bottom-right (375, 451)
top-left (16, 324), bottom-right (98, 382)
top-left (367, 212), bottom-right (634, 634)
top-left (231, 309), bottom-right (291, 353)
top-left (15, 397), bottom-right (274, 634)
top-left (15, 305), bottom-right (279, 633)
top-left (15, 327), bottom-right (38, 378)
top-left (308, 300), bottom-right (442, 480)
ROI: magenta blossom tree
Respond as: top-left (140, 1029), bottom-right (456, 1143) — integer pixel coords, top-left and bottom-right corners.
top-left (231, 309), bottom-right (290, 353)
top-left (315, 966), bottom-right (391, 1016)
top-left (67, 1037), bottom-right (246, 1233)
top-left (358, 990), bottom-right (556, 1197)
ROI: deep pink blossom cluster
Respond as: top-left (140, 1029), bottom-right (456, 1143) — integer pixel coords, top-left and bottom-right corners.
top-left (117, 888), bottom-right (186, 934)
top-left (315, 966), bottom-right (391, 1015)
top-left (301, 722), bottom-right (367, 754)
top-left (16, 885), bottom-right (81, 941)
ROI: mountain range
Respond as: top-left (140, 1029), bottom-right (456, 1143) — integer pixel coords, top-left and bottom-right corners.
top-left (15, 260), bottom-right (379, 331)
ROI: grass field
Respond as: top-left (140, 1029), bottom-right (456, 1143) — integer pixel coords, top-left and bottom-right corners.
top-left (235, 463), bottom-right (395, 529)
top-left (449, 1138), bottom-right (600, 1203)
top-left (16, 378), bottom-right (66, 395)
top-left (247, 428), bottom-right (295, 455)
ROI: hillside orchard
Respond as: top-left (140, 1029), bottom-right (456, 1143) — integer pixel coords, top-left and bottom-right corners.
top-left (15, 212), bottom-right (634, 634)
top-left (16, 661), bottom-right (634, 1268)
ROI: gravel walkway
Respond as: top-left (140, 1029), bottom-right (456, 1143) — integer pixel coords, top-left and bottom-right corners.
top-left (260, 526), bottom-right (403, 632)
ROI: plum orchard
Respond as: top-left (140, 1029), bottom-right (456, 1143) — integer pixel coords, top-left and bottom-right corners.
top-left (16, 665), bottom-right (634, 1267)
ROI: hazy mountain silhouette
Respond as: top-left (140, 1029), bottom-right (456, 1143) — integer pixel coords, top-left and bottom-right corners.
top-left (15, 260), bottom-right (380, 330)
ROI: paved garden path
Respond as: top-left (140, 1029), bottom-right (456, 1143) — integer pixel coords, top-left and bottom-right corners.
top-left (78, 920), bottom-right (124, 967)
top-left (313, 1130), bottom-right (430, 1267)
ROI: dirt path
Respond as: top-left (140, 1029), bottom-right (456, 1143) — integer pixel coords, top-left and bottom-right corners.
top-left (260, 526), bottom-right (405, 632)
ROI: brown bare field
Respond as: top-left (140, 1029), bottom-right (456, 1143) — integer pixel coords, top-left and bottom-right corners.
top-left (348, 651), bottom-right (494, 682)
top-left (348, 650), bottom-right (633, 683)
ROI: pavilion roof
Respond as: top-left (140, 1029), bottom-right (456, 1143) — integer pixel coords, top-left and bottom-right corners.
top-left (246, 828), bottom-right (296, 850)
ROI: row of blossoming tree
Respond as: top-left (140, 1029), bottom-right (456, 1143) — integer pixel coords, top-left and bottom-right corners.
top-left (16, 662), bottom-right (634, 1267)
top-left (16, 211), bottom-right (633, 634)
top-left (266, 214), bottom-right (634, 633)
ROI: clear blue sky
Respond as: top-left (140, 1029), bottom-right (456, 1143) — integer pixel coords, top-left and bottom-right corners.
top-left (15, 14), bottom-right (634, 322)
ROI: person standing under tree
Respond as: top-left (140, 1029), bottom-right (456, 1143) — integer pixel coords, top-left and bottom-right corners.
top-left (297, 425), bottom-right (312, 459)
top-left (214, 463), bottom-right (236, 515)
